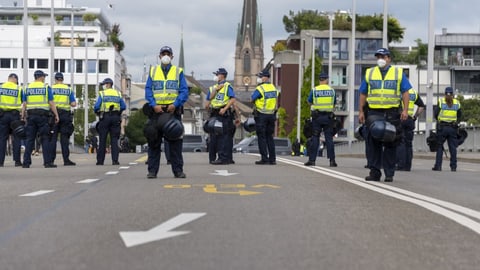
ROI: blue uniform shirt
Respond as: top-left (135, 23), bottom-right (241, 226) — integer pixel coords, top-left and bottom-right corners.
top-left (93, 91), bottom-right (127, 113)
top-left (206, 80), bottom-right (235, 100)
top-left (359, 65), bottom-right (412, 95)
top-left (144, 64), bottom-right (189, 108)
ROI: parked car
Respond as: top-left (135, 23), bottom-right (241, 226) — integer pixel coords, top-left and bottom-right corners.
top-left (233, 136), bottom-right (291, 155)
top-left (181, 134), bottom-right (207, 152)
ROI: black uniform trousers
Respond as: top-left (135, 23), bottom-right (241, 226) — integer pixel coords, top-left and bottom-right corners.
top-left (0, 110), bottom-right (22, 165)
top-left (308, 112), bottom-right (335, 163)
top-left (96, 112), bottom-right (121, 164)
top-left (23, 111), bottom-right (53, 166)
top-left (434, 123), bottom-right (458, 170)
top-left (50, 110), bottom-right (74, 164)
top-left (209, 111), bottom-right (234, 163)
top-left (147, 114), bottom-right (184, 176)
top-left (254, 112), bottom-right (276, 163)
top-left (366, 108), bottom-right (402, 178)
top-left (396, 117), bottom-right (415, 170)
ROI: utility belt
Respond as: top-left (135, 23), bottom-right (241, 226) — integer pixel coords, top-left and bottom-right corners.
top-left (311, 110), bottom-right (334, 119)
top-left (210, 106), bottom-right (232, 117)
top-left (152, 104), bottom-right (183, 117)
top-left (28, 109), bottom-right (50, 117)
top-left (368, 107), bottom-right (400, 113)
top-left (0, 108), bottom-right (19, 117)
top-left (439, 121), bottom-right (457, 127)
top-left (57, 108), bottom-right (72, 115)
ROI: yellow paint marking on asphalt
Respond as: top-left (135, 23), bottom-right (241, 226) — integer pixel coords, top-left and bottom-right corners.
top-left (164, 185), bottom-right (192, 189)
top-left (135, 155), bottom-right (148, 162)
top-left (203, 185), bottom-right (262, 196)
top-left (251, 184), bottom-right (281, 189)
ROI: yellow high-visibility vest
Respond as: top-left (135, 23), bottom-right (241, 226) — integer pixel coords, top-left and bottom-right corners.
top-left (52, 83), bottom-right (73, 110)
top-left (310, 84), bottom-right (335, 112)
top-left (254, 83), bottom-right (278, 114)
top-left (437, 98), bottom-right (460, 122)
top-left (0, 81), bottom-right (22, 110)
top-left (150, 65), bottom-right (181, 105)
top-left (366, 66), bottom-right (402, 109)
top-left (25, 81), bottom-right (49, 110)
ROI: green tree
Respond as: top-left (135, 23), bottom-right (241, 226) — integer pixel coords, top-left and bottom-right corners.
top-left (282, 10), bottom-right (405, 43)
top-left (391, 38), bottom-right (428, 64)
top-left (125, 110), bottom-right (148, 148)
top-left (276, 107), bottom-right (288, 137)
top-left (110, 23), bottom-right (125, 51)
top-left (457, 95), bottom-right (480, 125)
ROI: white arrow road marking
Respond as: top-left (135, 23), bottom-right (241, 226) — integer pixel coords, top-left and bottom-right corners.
top-left (210, 170), bottom-right (238, 176)
top-left (120, 213), bottom-right (206, 248)
top-left (76, 179), bottom-right (100, 184)
top-left (20, 190), bottom-right (54, 197)
top-left (119, 166), bottom-right (130, 170)
top-left (105, 171), bottom-right (119, 175)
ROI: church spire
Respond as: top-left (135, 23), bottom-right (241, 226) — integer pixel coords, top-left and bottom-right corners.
top-left (178, 25), bottom-right (185, 71)
top-left (233, 0), bottom-right (264, 96)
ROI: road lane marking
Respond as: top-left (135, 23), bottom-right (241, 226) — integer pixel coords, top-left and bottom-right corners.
top-left (163, 184), bottom-right (280, 195)
top-left (119, 213), bottom-right (206, 248)
top-left (119, 166), bottom-right (130, 170)
top-left (19, 190), bottom-right (55, 197)
top-left (210, 170), bottom-right (238, 176)
top-left (203, 185), bottom-right (261, 196)
top-left (277, 157), bottom-right (480, 235)
top-left (106, 171), bottom-right (119, 175)
top-left (129, 162), bottom-right (138, 165)
top-left (76, 179), bottom-right (100, 184)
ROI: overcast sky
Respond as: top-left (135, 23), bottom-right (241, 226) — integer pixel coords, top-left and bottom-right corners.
top-left (6, 1), bottom-right (480, 82)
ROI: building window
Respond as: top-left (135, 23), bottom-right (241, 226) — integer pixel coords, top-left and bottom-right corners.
top-left (99, 60), bottom-right (108, 73)
top-left (318, 38), bottom-right (349, 60)
top-left (75, 60), bottom-right (83, 73)
top-left (0, 58), bottom-right (11, 68)
top-left (29, 59), bottom-right (35, 69)
top-left (356, 39), bottom-right (382, 60)
top-left (37, 59), bottom-right (48, 69)
top-left (88, 59), bottom-right (96, 73)
top-left (54, 59), bottom-right (66, 73)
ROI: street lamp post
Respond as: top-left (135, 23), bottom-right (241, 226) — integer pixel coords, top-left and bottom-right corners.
top-left (95, 48), bottom-right (105, 121)
top-left (327, 13), bottom-right (334, 85)
top-left (426, 0), bottom-right (435, 135)
top-left (348, 0), bottom-right (357, 146)
top-left (84, 31), bottom-right (89, 142)
top-left (296, 40), bottom-right (304, 143)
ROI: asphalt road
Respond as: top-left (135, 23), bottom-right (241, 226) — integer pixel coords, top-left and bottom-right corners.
top-left (0, 152), bottom-right (479, 270)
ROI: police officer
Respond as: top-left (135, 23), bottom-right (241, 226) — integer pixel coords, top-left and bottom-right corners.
top-left (396, 88), bottom-right (425, 171)
top-left (359, 48), bottom-right (411, 182)
top-left (0, 73), bottom-right (23, 167)
top-left (251, 70), bottom-right (279, 165)
top-left (144, 46), bottom-right (188, 178)
top-left (50, 72), bottom-right (77, 166)
top-left (206, 68), bottom-right (236, 165)
top-left (93, 78), bottom-right (126, 166)
top-left (21, 70), bottom-right (60, 168)
top-left (432, 87), bottom-right (462, 172)
top-left (304, 73), bottom-right (338, 167)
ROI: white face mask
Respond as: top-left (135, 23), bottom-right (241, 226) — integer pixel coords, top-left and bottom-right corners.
top-left (213, 76), bottom-right (219, 82)
top-left (377, 58), bottom-right (387, 68)
top-left (102, 85), bottom-right (107, 90)
top-left (161, 55), bottom-right (171, 65)
top-left (256, 77), bottom-right (263, 84)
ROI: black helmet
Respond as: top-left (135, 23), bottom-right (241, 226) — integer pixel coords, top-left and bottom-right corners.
top-left (162, 117), bottom-right (184, 140)
top-left (369, 120), bottom-right (396, 142)
top-left (10, 120), bottom-right (26, 139)
top-left (303, 118), bottom-right (313, 138)
top-left (156, 112), bottom-right (173, 130)
top-left (457, 128), bottom-right (468, 146)
top-left (354, 124), bottom-right (365, 141)
top-left (203, 117), bottom-right (223, 134)
top-left (243, 117), bottom-right (256, 133)
top-left (426, 131), bottom-right (438, 152)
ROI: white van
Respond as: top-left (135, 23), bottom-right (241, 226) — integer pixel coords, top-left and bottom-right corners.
top-left (233, 136), bottom-right (291, 155)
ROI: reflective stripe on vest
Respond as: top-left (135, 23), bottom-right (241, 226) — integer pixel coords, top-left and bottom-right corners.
top-left (150, 65), bottom-right (180, 105)
top-left (100, 88), bottom-right (122, 112)
top-left (210, 82), bottom-right (232, 108)
top-left (310, 84), bottom-right (335, 112)
top-left (366, 66), bottom-right (402, 109)
top-left (25, 82), bottom-right (49, 110)
top-left (0, 82), bottom-right (22, 110)
top-left (438, 98), bottom-right (460, 122)
top-left (52, 83), bottom-right (72, 110)
top-left (254, 83), bottom-right (278, 114)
